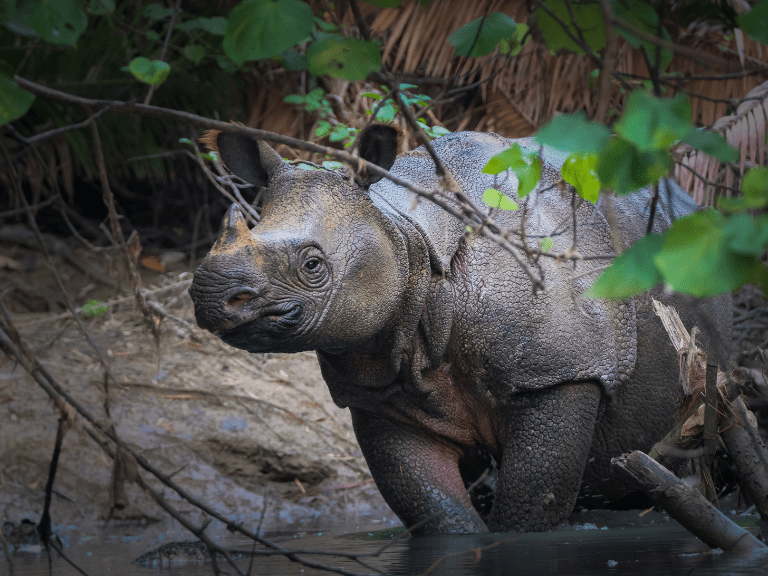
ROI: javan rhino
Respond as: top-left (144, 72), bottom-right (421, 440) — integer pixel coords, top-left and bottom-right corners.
top-left (189, 125), bottom-right (731, 534)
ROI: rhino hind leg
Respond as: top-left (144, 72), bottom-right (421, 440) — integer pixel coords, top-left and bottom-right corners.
top-left (488, 382), bottom-right (601, 532)
top-left (350, 407), bottom-right (488, 534)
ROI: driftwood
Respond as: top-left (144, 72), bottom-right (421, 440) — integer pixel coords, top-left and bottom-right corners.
top-left (623, 298), bottom-right (768, 550)
top-left (720, 395), bottom-right (768, 523)
top-left (612, 451), bottom-right (766, 552)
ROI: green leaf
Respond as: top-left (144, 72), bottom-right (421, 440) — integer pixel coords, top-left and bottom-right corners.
top-left (372, 102), bottom-right (396, 122)
top-left (81, 299), bottom-right (108, 318)
top-left (127, 57), bottom-right (170, 86)
top-left (540, 236), bottom-right (554, 252)
top-left (654, 210), bottom-right (755, 296)
top-left (483, 143), bottom-right (531, 174)
top-left (597, 137), bottom-right (672, 195)
top-left (612, 0), bottom-right (672, 72)
top-left (281, 49), bottom-right (309, 71)
top-left (183, 45), bottom-right (206, 64)
top-left (176, 16), bottom-right (227, 35)
top-left (0, 73), bottom-right (35, 126)
top-left (223, 0), bottom-right (314, 66)
top-left (614, 91), bottom-right (692, 152)
top-left (143, 3), bottom-right (174, 20)
top-left (87, 0), bottom-right (115, 15)
top-left (315, 120), bottom-right (332, 137)
top-left (313, 16), bottom-right (338, 32)
top-left (448, 12), bottom-right (517, 58)
top-left (738, 0), bottom-right (768, 44)
top-left (749, 260), bottom-right (768, 297)
top-left (498, 22), bottom-right (530, 56)
top-left (562, 153), bottom-right (600, 202)
top-left (306, 36), bottom-right (381, 81)
top-left (145, 30), bottom-right (160, 41)
top-left (534, 112), bottom-right (611, 154)
top-left (532, 0), bottom-right (606, 55)
top-left (741, 167), bottom-right (768, 208)
top-left (682, 129), bottom-right (739, 162)
top-left (28, 0), bottom-right (88, 46)
top-left (482, 188), bottom-right (519, 210)
top-left (216, 55), bottom-right (237, 73)
top-left (483, 143), bottom-right (542, 197)
top-left (586, 233), bottom-right (664, 299)
top-left (723, 214), bottom-right (768, 257)
top-left (322, 160), bottom-right (343, 169)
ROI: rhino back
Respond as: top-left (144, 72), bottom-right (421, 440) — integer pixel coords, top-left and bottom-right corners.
top-left (369, 132), bottom-right (636, 399)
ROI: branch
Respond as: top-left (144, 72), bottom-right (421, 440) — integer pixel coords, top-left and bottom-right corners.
top-left (612, 451), bottom-right (766, 552)
top-left (0, 320), bottom-right (376, 576)
top-left (143, 0), bottom-right (181, 105)
top-left (349, 0), bottom-right (371, 41)
top-left (14, 75), bottom-right (555, 291)
top-left (609, 15), bottom-right (736, 70)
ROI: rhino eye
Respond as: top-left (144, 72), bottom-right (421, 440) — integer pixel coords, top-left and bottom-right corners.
top-left (304, 257), bottom-right (321, 272)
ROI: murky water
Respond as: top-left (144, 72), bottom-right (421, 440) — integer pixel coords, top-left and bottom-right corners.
top-left (6, 512), bottom-right (768, 575)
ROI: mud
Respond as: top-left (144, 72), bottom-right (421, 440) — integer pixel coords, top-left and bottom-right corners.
top-left (0, 239), bottom-right (390, 535)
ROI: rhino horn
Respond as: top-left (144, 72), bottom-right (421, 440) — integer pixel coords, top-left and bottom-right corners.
top-left (212, 203), bottom-right (250, 250)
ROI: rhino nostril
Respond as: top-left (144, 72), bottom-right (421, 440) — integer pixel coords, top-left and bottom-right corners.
top-left (226, 292), bottom-right (254, 310)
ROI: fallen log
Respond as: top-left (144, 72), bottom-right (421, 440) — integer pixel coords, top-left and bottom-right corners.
top-left (720, 395), bottom-right (768, 523)
top-left (612, 450), bottom-right (767, 552)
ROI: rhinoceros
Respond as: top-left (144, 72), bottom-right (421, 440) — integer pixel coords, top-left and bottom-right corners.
top-left (189, 124), bottom-right (731, 533)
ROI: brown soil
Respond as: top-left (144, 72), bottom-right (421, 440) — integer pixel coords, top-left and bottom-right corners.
top-left (0, 236), bottom-right (389, 533)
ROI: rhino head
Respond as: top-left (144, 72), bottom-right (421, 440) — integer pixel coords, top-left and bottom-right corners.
top-left (189, 125), bottom-right (419, 360)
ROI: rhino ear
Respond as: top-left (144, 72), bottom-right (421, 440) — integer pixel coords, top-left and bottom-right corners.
top-left (357, 124), bottom-right (401, 186)
top-left (200, 130), bottom-right (283, 187)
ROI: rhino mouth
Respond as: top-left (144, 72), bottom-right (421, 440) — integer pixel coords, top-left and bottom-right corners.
top-left (217, 303), bottom-right (304, 352)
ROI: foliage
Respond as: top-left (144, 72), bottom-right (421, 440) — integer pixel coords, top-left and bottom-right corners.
top-left (222, 0), bottom-right (313, 66)
top-left (126, 57), bottom-right (171, 86)
top-left (80, 299), bottom-right (108, 319)
top-left (0, 75), bottom-right (34, 124)
top-left (531, 0), bottom-right (606, 55)
top-left (306, 35), bottom-right (382, 81)
top-left (482, 188), bottom-right (519, 210)
top-left (482, 143), bottom-right (541, 197)
top-left (738, 0), bottom-right (768, 44)
top-left (1, 0), bottom-right (766, 301)
top-left (561, 154), bottom-right (600, 202)
top-left (448, 12), bottom-right (518, 58)
top-left (283, 84), bottom-right (445, 147)
top-left (612, 0), bottom-right (673, 72)
top-left (488, 71), bottom-right (761, 298)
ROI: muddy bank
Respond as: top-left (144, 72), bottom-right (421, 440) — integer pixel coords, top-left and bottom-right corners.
top-left (0, 277), bottom-right (390, 533)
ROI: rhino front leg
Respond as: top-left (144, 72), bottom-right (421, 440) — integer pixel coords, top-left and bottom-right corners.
top-left (350, 408), bottom-right (488, 534)
top-left (488, 381), bottom-right (601, 532)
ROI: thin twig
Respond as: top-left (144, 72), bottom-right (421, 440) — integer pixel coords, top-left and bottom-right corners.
top-left (143, 0), bottom-right (181, 105)
top-left (0, 322), bottom-right (376, 576)
top-left (349, 0), bottom-right (371, 41)
top-left (610, 14), bottom-right (737, 70)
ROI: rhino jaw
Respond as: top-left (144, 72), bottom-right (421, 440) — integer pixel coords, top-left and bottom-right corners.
top-left (214, 302), bottom-right (305, 352)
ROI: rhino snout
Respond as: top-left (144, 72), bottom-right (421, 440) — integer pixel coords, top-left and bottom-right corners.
top-left (188, 265), bottom-right (262, 332)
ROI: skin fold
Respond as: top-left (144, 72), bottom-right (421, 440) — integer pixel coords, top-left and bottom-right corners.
top-left (189, 125), bottom-right (732, 534)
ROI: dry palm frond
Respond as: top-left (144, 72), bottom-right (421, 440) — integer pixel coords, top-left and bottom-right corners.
top-left (262, 0), bottom-right (768, 174)
top-left (674, 79), bottom-right (768, 205)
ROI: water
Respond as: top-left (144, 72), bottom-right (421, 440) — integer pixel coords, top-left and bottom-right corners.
top-left (5, 514), bottom-right (768, 575)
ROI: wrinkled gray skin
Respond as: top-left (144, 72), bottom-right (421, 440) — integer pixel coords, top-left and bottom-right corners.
top-left (189, 126), bottom-right (732, 534)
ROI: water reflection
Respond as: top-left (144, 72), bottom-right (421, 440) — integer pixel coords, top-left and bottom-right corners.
top-left (5, 515), bottom-right (768, 575)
